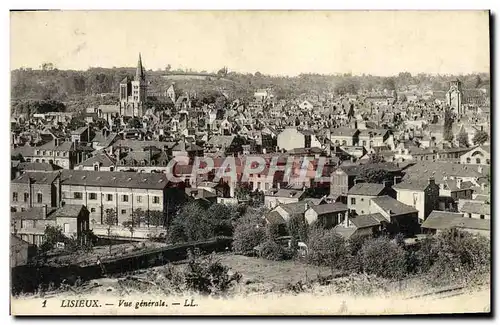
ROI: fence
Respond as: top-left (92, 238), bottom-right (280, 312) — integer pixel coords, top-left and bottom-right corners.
top-left (11, 237), bottom-right (233, 295)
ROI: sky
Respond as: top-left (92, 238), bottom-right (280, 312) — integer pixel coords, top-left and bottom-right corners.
top-left (10, 10), bottom-right (490, 76)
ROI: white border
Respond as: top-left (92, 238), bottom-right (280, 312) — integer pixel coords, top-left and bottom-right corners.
top-left (2, 1), bottom-right (498, 324)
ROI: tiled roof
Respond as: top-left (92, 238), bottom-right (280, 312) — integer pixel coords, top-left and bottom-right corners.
top-left (459, 201), bottom-right (491, 216)
top-left (349, 213), bottom-right (384, 228)
top-left (12, 172), bottom-right (59, 185)
top-left (422, 211), bottom-right (490, 231)
top-left (79, 152), bottom-right (116, 167)
top-left (60, 170), bottom-right (169, 190)
top-left (371, 195), bottom-right (418, 216)
top-left (347, 183), bottom-right (386, 196)
top-left (311, 202), bottom-right (348, 215)
top-left (54, 204), bottom-right (86, 218)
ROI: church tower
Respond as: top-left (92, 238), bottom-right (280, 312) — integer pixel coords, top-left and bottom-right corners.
top-left (119, 53), bottom-right (147, 117)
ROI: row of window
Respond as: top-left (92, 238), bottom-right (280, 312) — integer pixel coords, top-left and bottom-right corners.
top-left (72, 192), bottom-right (161, 204)
top-left (12, 192), bottom-right (42, 203)
top-left (466, 157), bottom-right (490, 164)
top-left (34, 150), bottom-right (67, 157)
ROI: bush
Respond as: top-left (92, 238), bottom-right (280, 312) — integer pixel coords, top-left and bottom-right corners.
top-left (183, 249), bottom-right (242, 295)
top-left (423, 230), bottom-right (490, 286)
top-left (359, 237), bottom-right (407, 279)
top-left (232, 209), bottom-right (267, 254)
top-left (306, 228), bottom-right (349, 269)
top-left (258, 239), bottom-right (293, 261)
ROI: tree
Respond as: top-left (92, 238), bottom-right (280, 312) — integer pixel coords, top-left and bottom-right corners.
top-left (104, 209), bottom-right (118, 255)
top-left (40, 225), bottom-right (66, 252)
top-left (443, 108), bottom-right (454, 142)
top-left (232, 208), bottom-right (267, 254)
top-left (307, 228), bottom-right (349, 270)
top-left (472, 130), bottom-right (489, 145)
top-left (457, 129), bottom-right (470, 148)
top-left (359, 237), bottom-right (407, 279)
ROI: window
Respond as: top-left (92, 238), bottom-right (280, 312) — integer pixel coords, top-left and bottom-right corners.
top-left (121, 209), bottom-right (127, 215)
top-left (466, 157), bottom-right (471, 163)
top-left (90, 208), bottom-right (96, 213)
top-left (350, 198), bottom-right (356, 205)
top-left (360, 198), bottom-right (364, 202)
top-left (110, 166), bottom-right (115, 171)
top-left (63, 152), bottom-right (67, 157)
top-left (37, 193), bottom-right (43, 203)
top-left (486, 159), bottom-right (490, 164)
top-left (24, 193), bottom-right (29, 202)
top-left (476, 158), bottom-right (481, 164)
top-left (122, 195), bottom-right (129, 202)
top-left (63, 223), bottom-right (70, 233)
top-left (12, 192), bottom-right (18, 202)
top-left (94, 164), bottom-right (99, 171)
top-left (153, 196), bottom-right (160, 204)
top-left (362, 140), bottom-right (366, 146)
top-left (106, 194), bottom-right (113, 201)
top-left (89, 193), bottom-right (97, 200)
top-left (74, 192), bottom-right (83, 199)
top-left (56, 152), bottom-right (60, 156)
top-left (137, 196), bottom-right (142, 203)
top-left (480, 215), bottom-right (485, 220)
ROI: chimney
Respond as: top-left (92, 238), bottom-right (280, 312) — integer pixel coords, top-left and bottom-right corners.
top-left (428, 177), bottom-right (435, 186)
top-left (393, 176), bottom-right (402, 184)
top-left (43, 204), bottom-right (48, 219)
top-left (456, 178), bottom-right (462, 189)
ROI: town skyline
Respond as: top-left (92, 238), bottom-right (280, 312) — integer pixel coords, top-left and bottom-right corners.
top-left (11, 11), bottom-right (490, 76)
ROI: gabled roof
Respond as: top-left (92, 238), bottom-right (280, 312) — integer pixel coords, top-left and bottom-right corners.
top-left (393, 179), bottom-right (430, 191)
top-left (265, 210), bottom-right (286, 225)
top-left (79, 152), bottom-right (116, 167)
top-left (422, 210), bottom-right (490, 231)
top-left (349, 213), bottom-right (384, 228)
top-left (54, 204), bottom-right (86, 218)
top-left (371, 195), bottom-right (418, 216)
top-left (347, 183), bottom-right (386, 196)
top-left (311, 202), bottom-right (348, 215)
top-left (459, 201), bottom-right (491, 216)
top-left (330, 127), bottom-right (359, 137)
top-left (12, 172), bottom-right (59, 185)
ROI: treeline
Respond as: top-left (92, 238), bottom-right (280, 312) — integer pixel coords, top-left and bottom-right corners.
top-left (12, 66), bottom-right (490, 104)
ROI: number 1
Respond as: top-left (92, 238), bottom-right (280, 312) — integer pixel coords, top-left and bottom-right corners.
top-left (42, 300), bottom-right (47, 307)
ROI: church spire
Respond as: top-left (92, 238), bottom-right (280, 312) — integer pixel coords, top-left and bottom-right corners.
top-left (135, 53), bottom-right (145, 82)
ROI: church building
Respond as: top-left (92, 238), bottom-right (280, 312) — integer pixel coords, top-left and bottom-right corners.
top-left (119, 53), bottom-right (147, 117)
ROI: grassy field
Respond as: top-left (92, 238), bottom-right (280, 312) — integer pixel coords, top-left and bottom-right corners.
top-left (214, 254), bottom-right (332, 289)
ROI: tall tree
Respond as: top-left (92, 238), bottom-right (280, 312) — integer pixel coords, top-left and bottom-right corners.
top-left (457, 129), bottom-right (470, 148)
top-left (443, 108), bottom-right (454, 142)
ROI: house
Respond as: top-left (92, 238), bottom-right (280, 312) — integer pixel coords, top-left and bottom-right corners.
top-left (458, 200), bottom-right (490, 220)
top-left (333, 213), bottom-right (385, 239)
top-left (271, 201), bottom-right (309, 223)
top-left (370, 195), bottom-right (420, 236)
top-left (264, 188), bottom-right (306, 209)
top-left (330, 162), bottom-right (403, 199)
top-left (460, 146), bottom-right (490, 165)
top-left (277, 128), bottom-right (321, 152)
top-left (421, 210), bottom-right (490, 238)
top-left (347, 183), bottom-right (395, 215)
top-left (76, 152), bottom-right (117, 172)
top-left (25, 139), bottom-right (80, 169)
top-left (10, 235), bottom-right (36, 267)
top-left (329, 127), bottom-right (360, 146)
top-left (392, 178), bottom-right (440, 222)
top-left (10, 204), bottom-right (90, 246)
top-left (186, 188), bottom-right (217, 204)
top-left (11, 172), bottom-right (61, 212)
top-left (304, 202), bottom-right (348, 228)
top-left (358, 129), bottom-right (391, 151)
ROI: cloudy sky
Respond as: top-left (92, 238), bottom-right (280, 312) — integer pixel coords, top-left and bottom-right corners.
top-left (10, 10), bottom-right (490, 76)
